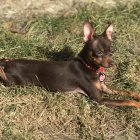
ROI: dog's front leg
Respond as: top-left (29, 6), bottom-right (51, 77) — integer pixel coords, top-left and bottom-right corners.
top-left (101, 82), bottom-right (140, 101)
top-left (80, 82), bottom-right (140, 108)
top-left (81, 81), bottom-right (103, 102)
top-left (100, 98), bottom-right (140, 108)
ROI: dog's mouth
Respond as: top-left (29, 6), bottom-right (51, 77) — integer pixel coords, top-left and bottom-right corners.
top-left (100, 61), bottom-right (114, 68)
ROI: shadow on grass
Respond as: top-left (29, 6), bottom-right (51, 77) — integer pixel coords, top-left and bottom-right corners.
top-left (37, 45), bottom-right (76, 61)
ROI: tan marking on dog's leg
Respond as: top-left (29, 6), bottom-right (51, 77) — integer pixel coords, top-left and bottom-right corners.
top-left (101, 98), bottom-right (140, 108)
top-left (95, 81), bottom-right (101, 90)
top-left (101, 82), bottom-right (140, 101)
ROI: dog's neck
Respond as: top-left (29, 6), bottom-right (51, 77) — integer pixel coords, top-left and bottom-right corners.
top-left (76, 56), bottom-right (104, 73)
top-left (77, 49), bottom-right (100, 71)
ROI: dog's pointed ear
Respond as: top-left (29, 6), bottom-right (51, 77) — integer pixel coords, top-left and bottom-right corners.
top-left (83, 21), bottom-right (96, 42)
top-left (104, 24), bottom-right (114, 41)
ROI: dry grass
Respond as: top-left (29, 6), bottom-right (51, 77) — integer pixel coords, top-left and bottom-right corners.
top-left (0, 2), bottom-right (140, 140)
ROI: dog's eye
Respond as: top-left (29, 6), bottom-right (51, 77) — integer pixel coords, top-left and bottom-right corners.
top-left (97, 51), bottom-right (103, 56)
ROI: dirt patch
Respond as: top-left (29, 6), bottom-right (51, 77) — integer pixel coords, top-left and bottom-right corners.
top-left (0, 0), bottom-right (139, 20)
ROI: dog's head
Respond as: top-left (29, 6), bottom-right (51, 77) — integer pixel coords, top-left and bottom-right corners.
top-left (79, 21), bottom-right (114, 68)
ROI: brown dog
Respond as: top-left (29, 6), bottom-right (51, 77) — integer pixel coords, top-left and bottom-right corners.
top-left (0, 21), bottom-right (140, 108)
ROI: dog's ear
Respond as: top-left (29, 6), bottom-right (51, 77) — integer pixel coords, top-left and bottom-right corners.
top-left (83, 21), bottom-right (96, 42)
top-left (103, 24), bottom-right (114, 41)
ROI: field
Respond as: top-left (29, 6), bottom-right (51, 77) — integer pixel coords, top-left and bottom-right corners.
top-left (0, 2), bottom-right (140, 140)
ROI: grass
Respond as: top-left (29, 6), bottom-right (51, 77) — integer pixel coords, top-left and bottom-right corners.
top-left (0, 2), bottom-right (140, 140)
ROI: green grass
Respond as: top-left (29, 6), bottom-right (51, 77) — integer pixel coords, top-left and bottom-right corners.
top-left (0, 2), bottom-right (140, 140)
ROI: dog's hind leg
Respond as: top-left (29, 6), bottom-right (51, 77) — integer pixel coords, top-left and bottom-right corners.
top-left (0, 66), bottom-right (8, 81)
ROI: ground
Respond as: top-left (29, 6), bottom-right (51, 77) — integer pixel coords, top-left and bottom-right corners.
top-left (0, 0), bottom-right (138, 19)
top-left (0, 2), bottom-right (140, 140)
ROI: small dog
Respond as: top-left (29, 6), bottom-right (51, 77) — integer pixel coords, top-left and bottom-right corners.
top-left (0, 21), bottom-right (140, 108)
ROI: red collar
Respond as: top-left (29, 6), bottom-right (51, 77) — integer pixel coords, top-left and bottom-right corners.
top-left (77, 57), bottom-right (105, 73)
top-left (96, 66), bottom-right (105, 73)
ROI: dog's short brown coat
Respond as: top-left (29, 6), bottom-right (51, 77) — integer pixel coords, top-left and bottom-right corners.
top-left (0, 21), bottom-right (140, 108)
